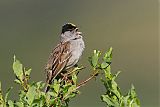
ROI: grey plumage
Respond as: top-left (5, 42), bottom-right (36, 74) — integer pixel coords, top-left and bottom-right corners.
top-left (45, 23), bottom-right (85, 92)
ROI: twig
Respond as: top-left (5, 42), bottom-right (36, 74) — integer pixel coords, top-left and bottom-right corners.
top-left (67, 66), bottom-right (85, 75)
top-left (76, 70), bottom-right (99, 90)
top-left (60, 66), bottom-right (85, 82)
top-left (61, 70), bottom-right (99, 101)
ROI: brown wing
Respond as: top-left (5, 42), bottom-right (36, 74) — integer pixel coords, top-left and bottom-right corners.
top-left (45, 41), bottom-right (71, 84)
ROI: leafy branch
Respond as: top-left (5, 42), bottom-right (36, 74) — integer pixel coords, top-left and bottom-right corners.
top-left (0, 47), bottom-right (140, 107)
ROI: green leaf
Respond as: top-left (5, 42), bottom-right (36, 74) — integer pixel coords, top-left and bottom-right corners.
top-left (14, 79), bottom-right (21, 84)
top-left (0, 82), bottom-right (4, 106)
top-left (101, 95), bottom-right (115, 106)
top-left (49, 99), bottom-right (55, 106)
top-left (8, 100), bottom-right (14, 107)
top-left (53, 80), bottom-right (60, 95)
top-left (15, 102), bottom-right (24, 107)
top-left (122, 96), bottom-right (130, 106)
top-left (25, 68), bottom-right (32, 76)
top-left (47, 92), bottom-right (55, 97)
top-left (111, 80), bottom-right (121, 99)
top-left (89, 50), bottom-right (101, 68)
top-left (92, 50), bottom-right (101, 67)
top-left (13, 56), bottom-right (23, 81)
top-left (19, 90), bottom-right (26, 101)
top-left (63, 85), bottom-right (77, 100)
top-left (128, 85), bottom-right (141, 106)
top-left (101, 94), bottom-right (120, 107)
top-left (36, 81), bottom-right (45, 89)
top-left (26, 86), bottom-right (36, 105)
top-left (113, 71), bottom-right (121, 80)
top-left (130, 85), bottom-right (137, 98)
top-left (103, 47), bottom-right (113, 63)
top-left (5, 87), bottom-right (13, 103)
top-left (72, 72), bottom-right (77, 84)
top-left (39, 95), bottom-right (46, 107)
top-left (101, 61), bottom-right (109, 69)
top-left (104, 65), bottom-right (111, 79)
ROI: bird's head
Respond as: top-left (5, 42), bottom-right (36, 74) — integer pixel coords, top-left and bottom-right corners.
top-left (60, 23), bottom-right (82, 42)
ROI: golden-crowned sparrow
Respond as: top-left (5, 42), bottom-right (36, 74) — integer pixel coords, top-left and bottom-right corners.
top-left (45, 23), bottom-right (85, 92)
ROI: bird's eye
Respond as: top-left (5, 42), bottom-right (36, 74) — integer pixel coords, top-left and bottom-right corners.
top-left (75, 28), bottom-right (78, 32)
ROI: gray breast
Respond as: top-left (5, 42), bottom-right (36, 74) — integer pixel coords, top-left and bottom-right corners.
top-left (66, 38), bottom-right (85, 69)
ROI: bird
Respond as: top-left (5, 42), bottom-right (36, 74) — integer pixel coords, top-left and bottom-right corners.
top-left (45, 23), bottom-right (85, 92)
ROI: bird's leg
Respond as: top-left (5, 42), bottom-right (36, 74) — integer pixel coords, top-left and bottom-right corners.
top-left (66, 64), bottom-right (80, 76)
top-left (60, 71), bottom-right (74, 84)
top-left (60, 73), bottom-right (68, 81)
top-left (60, 73), bottom-right (73, 84)
top-left (61, 65), bottom-right (84, 84)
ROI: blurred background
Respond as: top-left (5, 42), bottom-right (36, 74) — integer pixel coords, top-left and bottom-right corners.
top-left (0, 0), bottom-right (159, 107)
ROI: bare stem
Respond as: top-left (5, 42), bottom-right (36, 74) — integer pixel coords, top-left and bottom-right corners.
top-left (76, 70), bottom-right (99, 89)
top-left (61, 70), bottom-right (99, 101)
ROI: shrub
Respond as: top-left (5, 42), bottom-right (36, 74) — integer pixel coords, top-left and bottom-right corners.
top-left (0, 48), bottom-right (140, 107)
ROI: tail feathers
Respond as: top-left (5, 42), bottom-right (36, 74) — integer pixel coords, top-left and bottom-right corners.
top-left (45, 77), bottom-right (52, 93)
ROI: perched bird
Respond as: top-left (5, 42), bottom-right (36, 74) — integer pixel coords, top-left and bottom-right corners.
top-left (45, 23), bottom-right (85, 92)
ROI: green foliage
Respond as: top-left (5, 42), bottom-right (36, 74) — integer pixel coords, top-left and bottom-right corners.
top-left (0, 48), bottom-right (140, 107)
top-left (0, 56), bottom-right (80, 107)
top-left (89, 47), bottom-right (140, 107)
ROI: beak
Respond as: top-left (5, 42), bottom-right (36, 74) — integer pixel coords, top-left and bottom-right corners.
top-left (78, 31), bottom-right (82, 35)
